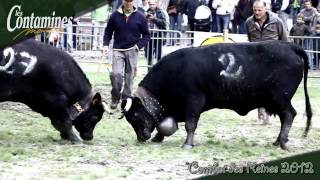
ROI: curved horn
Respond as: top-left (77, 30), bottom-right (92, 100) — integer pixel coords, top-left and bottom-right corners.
top-left (124, 98), bottom-right (133, 112)
top-left (102, 102), bottom-right (108, 112)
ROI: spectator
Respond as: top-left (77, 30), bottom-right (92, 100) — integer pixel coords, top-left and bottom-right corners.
top-left (145, 0), bottom-right (167, 71)
top-left (208, 0), bottom-right (218, 32)
top-left (212, 0), bottom-right (234, 32)
top-left (272, 0), bottom-right (292, 30)
top-left (91, 5), bottom-right (108, 51)
top-left (246, 0), bottom-right (288, 124)
top-left (158, 0), bottom-right (170, 11)
top-left (310, 3), bottom-right (320, 69)
top-left (290, 14), bottom-right (311, 37)
top-left (299, 0), bottom-right (317, 67)
top-left (181, 0), bottom-right (200, 32)
top-left (311, 24), bottom-right (320, 68)
top-left (230, 0), bottom-right (240, 33)
top-left (310, 2), bottom-right (320, 31)
top-left (264, 0), bottom-right (272, 9)
top-left (233, 0), bottom-right (253, 34)
top-left (290, 14), bottom-right (311, 45)
top-left (292, 0), bottom-right (303, 24)
top-left (167, 0), bottom-right (183, 45)
top-left (49, 28), bottom-right (61, 47)
top-left (103, 0), bottom-right (150, 109)
top-left (138, 0), bottom-right (149, 14)
top-left (298, 0), bottom-right (317, 26)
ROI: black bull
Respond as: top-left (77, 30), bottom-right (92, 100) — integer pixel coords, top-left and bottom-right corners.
top-left (0, 39), bottom-right (105, 143)
top-left (122, 41), bottom-right (312, 150)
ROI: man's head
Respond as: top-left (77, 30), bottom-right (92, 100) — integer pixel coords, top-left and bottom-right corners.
top-left (304, 0), bottom-right (312, 10)
top-left (123, 0), bottom-right (134, 12)
top-left (253, 0), bottom-right (267, 21)
top-left (148, 0), bottom-right (157, 11)
top-left (142, 0), bottom-right (148, 6)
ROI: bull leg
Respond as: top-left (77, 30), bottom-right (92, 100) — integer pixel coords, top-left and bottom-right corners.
top-left (273, 104), bottom-right (296, 150)
top-left (42, 93), bottom-right (81, 143)
top-left (182, 95), bottom-right (205, 149)
top-left (151, 132), bottom-right (164, 143)
top-left (182, 120), bottom-right (197, 149)
top-left (50, 117), bottom-right (81, 143)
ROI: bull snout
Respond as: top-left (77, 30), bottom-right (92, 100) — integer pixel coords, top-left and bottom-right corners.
top-left (137, 134), bottom-right (151, 142)
top-left (137, 129), bottom-right (151, 142)
top-left (80, 133), bottom-right (93, 141)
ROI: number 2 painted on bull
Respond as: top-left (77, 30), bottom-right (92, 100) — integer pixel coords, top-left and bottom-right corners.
top-left (1, 47), bottom-right (37, 75)
top-left (0, 47), bottom-right (15, 73)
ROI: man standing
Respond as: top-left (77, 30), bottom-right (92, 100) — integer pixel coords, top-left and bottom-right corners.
top-left (145, 0), bottom-right (167, 71)
top-left (103, 0), bottom-right (150, 109)
top-left (246, 0), bottom-right (288, 124)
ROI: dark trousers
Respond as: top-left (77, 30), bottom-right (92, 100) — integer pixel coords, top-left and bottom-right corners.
top-left (188, 18), bottom-right (195, 45)
top-left (145, 33), bottom-right (163, 70)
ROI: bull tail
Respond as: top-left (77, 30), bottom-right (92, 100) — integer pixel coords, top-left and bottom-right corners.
top-left (293, 45), bottom-right (313, 137)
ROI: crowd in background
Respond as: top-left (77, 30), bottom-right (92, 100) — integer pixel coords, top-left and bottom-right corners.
top-left (44, 0), bottom-right (320, 70)
top-left (106, 0), bottom-right (320, 35)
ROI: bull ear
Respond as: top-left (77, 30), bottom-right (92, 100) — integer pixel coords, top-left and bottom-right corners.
top-left (92, 93), bottom-right (102, 106)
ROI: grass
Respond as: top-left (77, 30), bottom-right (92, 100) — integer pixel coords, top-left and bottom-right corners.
top-left (0, 63), bottom-right (319, 179)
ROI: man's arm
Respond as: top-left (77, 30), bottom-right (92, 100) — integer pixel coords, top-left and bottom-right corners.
top-left (245, 18), bottom-right (252, 42)
top-left (103, 15), bottom-right (115, 47)
top-left (102, 14), bottom-right (115, 54)
top-left (277, 19), bottom-right (289, 42)
top-left (151, 9), bottom-right (167, 29)
top-left (136, 16), bottom-right (151, 49)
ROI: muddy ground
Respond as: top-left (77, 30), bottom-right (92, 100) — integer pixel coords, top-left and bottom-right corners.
top-left (0, 68), bottom-right (319, 179)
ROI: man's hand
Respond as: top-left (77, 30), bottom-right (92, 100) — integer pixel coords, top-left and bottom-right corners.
top-left (102, 46), bottom-right (108, 55)
top-left (147, 14), bottom-right (155, 20)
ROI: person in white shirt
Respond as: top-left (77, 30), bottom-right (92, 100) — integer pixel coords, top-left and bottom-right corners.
top-left (212, 0), bottom-right (235, 32)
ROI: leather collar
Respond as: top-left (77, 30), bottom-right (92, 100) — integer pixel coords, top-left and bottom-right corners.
top-left (69, 91), bottom-right (94, 121)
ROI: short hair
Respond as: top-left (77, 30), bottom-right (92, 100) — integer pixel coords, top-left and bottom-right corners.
top-left (304, 0), bottom-right (311, 3)
top-left (296, 14), bottom-right (304, 20)
top-left (253, 0), bottom-right (267, 7)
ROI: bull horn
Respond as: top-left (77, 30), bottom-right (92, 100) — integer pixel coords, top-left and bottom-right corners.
top-left (102, 102), bottom-right (108, 112)
top-left (124, 98), bottom-right (132, 112)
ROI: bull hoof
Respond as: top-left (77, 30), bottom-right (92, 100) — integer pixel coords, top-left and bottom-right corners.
top-left (273, 141), bottom-right (280, 147)
top-left (61, 133), bottom-right (81, 143)
top-left (182, 144), bottom-right (194, 150)
top-left (280, 143), bottom-right (288, 151)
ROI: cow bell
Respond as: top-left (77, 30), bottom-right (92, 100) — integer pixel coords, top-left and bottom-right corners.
top-left (157, 117), bottom-right (178, 136)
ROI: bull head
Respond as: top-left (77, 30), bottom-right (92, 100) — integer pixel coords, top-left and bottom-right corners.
top-left (121, 97), bottom-right (158, 142)
top-left (121, 97), bottom-right (178, 142)
top-left (73, 93), bottom-right (106, 140)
